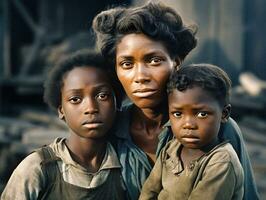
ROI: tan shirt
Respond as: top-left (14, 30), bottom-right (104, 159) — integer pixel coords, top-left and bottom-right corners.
top-left (139, 139), bottom-right (244, 200)
top-left (1, 138), bottom-right (123, 200)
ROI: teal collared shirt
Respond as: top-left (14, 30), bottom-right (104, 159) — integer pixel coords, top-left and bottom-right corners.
top-left (110, 103), bottom-right (259, 200)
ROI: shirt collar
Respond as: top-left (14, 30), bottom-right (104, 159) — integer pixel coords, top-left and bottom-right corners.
top-left (166, 139), bottom-right (230, 162)
top-left (51, 138), bottom-right (121, 171)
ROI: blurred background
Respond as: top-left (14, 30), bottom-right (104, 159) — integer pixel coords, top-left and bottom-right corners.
top-left (0, 0), bottom-right (265, 198)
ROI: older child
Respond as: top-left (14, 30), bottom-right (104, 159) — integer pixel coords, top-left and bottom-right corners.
top-left (139, 64), bottom-right (244, 200)
top-left (1, 50), bottom-right (126, 200)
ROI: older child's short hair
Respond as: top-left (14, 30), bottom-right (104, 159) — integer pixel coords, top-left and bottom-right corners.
top-left (167, 64), bottom-right (232, 106)
top-left (43, 50), bottom-right (123, 111)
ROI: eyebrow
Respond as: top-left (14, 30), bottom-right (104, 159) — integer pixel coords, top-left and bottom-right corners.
top-left (117, 55), bottom-right (133, 60)
top-left (117, 50), bottom-right (166, 59)
top-left (64, 83), bottom-right (112, 92)
top-left (170, 104), bottom-right (212, 110)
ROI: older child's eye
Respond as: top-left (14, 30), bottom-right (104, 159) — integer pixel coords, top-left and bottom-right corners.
top-left (173, 111), bottom-right (182, 118)
top-left (197, 112), bottom-right (208, 118)
top-left (69, 97), bottom-right (81, 104)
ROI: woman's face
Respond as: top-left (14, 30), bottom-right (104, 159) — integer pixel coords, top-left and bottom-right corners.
top-left (116, 33), bottom-right (177, 109)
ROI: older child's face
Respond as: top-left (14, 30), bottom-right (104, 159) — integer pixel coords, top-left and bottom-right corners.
top-left (168, 86), bottom-right (227, 149)
top-left (58, 67), bottom-right (116, 139)
top-left (116, 33), bottom-right (177, 109)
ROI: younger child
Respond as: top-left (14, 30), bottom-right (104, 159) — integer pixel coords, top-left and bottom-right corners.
top-left (1, 50), bottom-right (126, 200)
top-left (139, 64), bottom-right (244, 200)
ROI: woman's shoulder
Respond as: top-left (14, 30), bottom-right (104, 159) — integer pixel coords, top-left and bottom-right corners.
top-left (219, 117), bottom-right (244, 148)
top-left (221, 118), bottom-right (242, 137)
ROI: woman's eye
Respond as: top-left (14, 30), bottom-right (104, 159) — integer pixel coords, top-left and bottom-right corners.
top-left (120, 61), bottom-right (133, 69)
top-left (69, 97), bottom-right (81, 104)
top-left (150, 57), bottom-right (162, 65)
top-left (173, 112), bottom-right (182, 118)
top-left (197, 112), bottom-right (208, 118)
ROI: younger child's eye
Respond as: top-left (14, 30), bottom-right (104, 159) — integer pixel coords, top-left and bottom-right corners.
top-left (173, 112), bottom-right (182, 118)
top-left (69, 97), bottom-right (81, 104)
top-left (197, 112), bottom-right (208, 118)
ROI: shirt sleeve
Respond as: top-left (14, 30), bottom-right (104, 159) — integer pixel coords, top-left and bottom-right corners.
top-left (220, 118), bottom-right (260, 199)
top-left (139, 148), bottom-right (165, 200)
top-left (1, 152), bottom-right (45, 200)
top-left (188, 152), bottom-right (244, 200)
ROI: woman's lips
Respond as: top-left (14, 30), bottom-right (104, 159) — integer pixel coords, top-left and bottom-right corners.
top-left (132, 89), bottom-right (157, 98)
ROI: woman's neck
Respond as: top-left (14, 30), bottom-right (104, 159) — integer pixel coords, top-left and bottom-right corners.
top-left (65, 135), bottom-right (106, 173)
top-left (132, 103), bottom-right (169, 130)
top-left (130, 104), bottom-right (169, 164)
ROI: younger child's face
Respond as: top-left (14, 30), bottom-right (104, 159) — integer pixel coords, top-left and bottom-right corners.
top-left (58, 66), bottom-right (116, 140)
top-left (168, 86), bottom-right (227, 149)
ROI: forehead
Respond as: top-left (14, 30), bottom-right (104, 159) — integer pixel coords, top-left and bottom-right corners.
top-left (168, 86), bottom-right (219, 106)
top-left (116, 33), bottom-right (170, 57)
top-left (62, 66), bottom-right (111, 89)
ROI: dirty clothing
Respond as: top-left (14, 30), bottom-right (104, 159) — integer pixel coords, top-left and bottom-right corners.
top-left (139, 140), bottom-right (244, 200)
top-left (111, 103), bottom-right (259, 200)
top-left (1, 138), bottom-right (126, 200)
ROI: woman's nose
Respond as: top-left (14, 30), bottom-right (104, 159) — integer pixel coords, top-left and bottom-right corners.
top-left (134, 64), bottom-right (150, 83)
top-left (84, 97), bottom-right (98, 114)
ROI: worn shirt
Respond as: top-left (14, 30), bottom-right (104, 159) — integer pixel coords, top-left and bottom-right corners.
top-left (1, 138), bottom-right (124, 200)
top-left (139, 140), bottom-right (244, 200)
top-left (111, 103), bottom-right (259, 200)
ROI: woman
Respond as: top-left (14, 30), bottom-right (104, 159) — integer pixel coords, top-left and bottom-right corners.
top-left (92, 2), bottom-right (259, 200)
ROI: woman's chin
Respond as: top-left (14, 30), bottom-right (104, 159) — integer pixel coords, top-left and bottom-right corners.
top-left (133, 99), bottom-right (164, 110)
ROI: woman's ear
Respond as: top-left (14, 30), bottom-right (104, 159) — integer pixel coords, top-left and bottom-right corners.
top-left (221, 104), bottom-right (231, 123)
top-left (58, 105), bottom-right (65, 120)
top-left (173, 56), bottom-right (181, 70)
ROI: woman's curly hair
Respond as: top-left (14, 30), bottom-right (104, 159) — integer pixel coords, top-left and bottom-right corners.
top-left (92, 1), bottom-right (197, 63)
